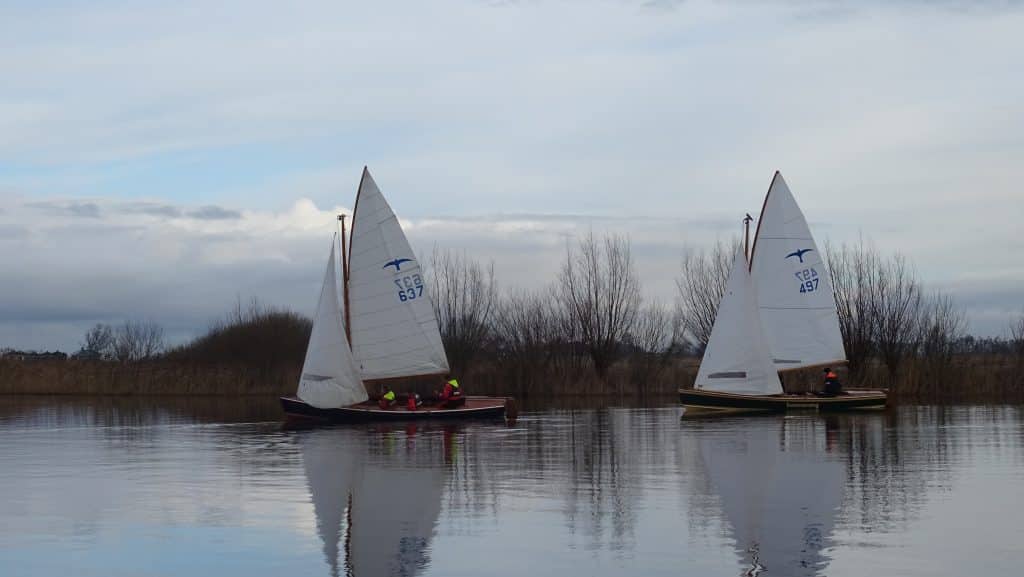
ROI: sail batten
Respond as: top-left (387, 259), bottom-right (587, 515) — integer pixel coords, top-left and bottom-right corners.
top-left (347, 168), bottom-right (450, 380)
top-left (297, 240), bottom-right (369, 409)
top-left (694, 251), bottom-right (782, 396)
top-left (750, 173), bottom-right (846, 370)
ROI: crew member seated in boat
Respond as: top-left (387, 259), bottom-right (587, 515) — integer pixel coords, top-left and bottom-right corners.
top-left (379, 386), bottom-right (397, 409)
top-left (821, 368), bottom-right (842, 397)
top-left (438, 376), bottom-right (465, 408)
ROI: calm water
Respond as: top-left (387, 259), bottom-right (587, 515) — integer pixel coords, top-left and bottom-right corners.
top-left (1, 397), bottom-right (1021, 577)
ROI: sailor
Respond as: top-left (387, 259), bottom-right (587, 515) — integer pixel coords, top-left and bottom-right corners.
top-left (822, 368), bottom-right (842, 397)
top-left (438, 376), bottom-right (464, 408)
top-left (379, 386), bottom-right (397, 409)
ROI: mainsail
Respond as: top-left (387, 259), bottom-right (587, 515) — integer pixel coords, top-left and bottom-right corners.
top-left (698, 417), bottom-right (845, 576)
top-left (298, 240), bottom-right (369, 409)
top-left (347, 168), bottom-right (450, 380)
top-left (749, 172), bottom-right (846, 370)
top-left (695, 251), bottom-right (783, 396)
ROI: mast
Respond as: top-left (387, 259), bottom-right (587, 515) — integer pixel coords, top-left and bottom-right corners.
top-left (338, 214), bottom-right (351, 344)
top-left (743, 213), bottom-right (753, 264)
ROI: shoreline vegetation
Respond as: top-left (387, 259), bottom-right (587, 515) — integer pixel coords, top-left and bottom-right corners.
top-left (2, 235), bottom-right (1022, 400)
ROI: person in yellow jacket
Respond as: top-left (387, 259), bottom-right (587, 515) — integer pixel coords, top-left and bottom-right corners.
top-left (438, 376), bottom-right (464, 408)
top-left (379, 386), bottom-right (397, 409)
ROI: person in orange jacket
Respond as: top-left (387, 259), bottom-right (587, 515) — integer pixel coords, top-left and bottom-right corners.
top-left (822, 368), bottom-right (842, 397)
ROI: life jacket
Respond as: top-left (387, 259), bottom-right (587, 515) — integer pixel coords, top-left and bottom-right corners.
top-left (823, 371), bottom-right (841, 396)
top-left (447, 379), bottom-right (462, 397)
top-left (383, 390), bottom-right (396, 402)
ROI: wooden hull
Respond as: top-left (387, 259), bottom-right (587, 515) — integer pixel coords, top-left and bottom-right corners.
top-left (281, 395), bottom-right (510, 424)
top-left (679, 388), bottom-right (887, 414)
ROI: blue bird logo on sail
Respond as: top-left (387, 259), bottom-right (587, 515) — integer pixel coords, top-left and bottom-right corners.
top-left (383, 258), bottom-right (414, 272)
top-left (785, 248), bottom-right (813, 263)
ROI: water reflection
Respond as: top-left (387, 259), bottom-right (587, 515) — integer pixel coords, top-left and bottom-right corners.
top-left (301, 426), bottom-right (447, 577)
top-left (692, 416), bottom-right (844, 576)
top-left (0, 399), bottom-right (1022, 576)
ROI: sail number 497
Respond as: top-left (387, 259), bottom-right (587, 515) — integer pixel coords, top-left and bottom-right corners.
top-left (795, 267), bottom-right (819, 293)
top-left (395, 274), bottom-right (424, 302)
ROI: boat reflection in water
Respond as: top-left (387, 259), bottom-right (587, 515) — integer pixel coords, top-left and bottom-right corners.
top-left (300, 426), bottom-right (447, 577)
top-left (696, 416), bottom-right (844, 576)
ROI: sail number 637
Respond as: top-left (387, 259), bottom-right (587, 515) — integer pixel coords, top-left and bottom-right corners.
top-left (795, 267), bottom-right (819, 293)
top-left (395, 274), bottom-right (424, 302)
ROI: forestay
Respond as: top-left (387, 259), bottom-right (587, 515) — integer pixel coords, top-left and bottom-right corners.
top-left (749, 172), bottom-right (846, 370)
top-left (695, 251), bottom-right (783, 396)
top-left (347, 168), bottom-right (450, 380)
top-left (297, 241), bottom-right (369, 409)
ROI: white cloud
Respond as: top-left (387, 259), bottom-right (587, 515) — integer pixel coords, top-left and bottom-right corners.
top-left (0, 1), bottom-right (1022, 346)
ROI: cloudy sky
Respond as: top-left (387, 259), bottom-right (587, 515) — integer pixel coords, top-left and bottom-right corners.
top-left (2, 0), bottom-right (1022, 350)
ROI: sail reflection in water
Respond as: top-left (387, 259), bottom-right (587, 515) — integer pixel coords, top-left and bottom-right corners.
top-left (696, 416), bottom-right (844, 576)
top-left (300, 427), bottom-right (445, 577)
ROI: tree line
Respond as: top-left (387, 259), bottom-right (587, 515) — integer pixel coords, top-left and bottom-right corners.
top-left (432, 235), bottom-right (1024, 396)
top-left (56, 233), bottom-right (1023, 397)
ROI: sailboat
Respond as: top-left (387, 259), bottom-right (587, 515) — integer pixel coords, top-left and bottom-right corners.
top-left (281, 168), bottom-right (510, 423)
top-left (679, 172), bottom-right (886, 413)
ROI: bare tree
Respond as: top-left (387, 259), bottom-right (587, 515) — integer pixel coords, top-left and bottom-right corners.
top-left (428, 248), bottom-right (498, 374)
top-left (558, 233), bottom-right (641, 377)
top-left (826, 239), bottom-right (880, 379)
top-left (81, 323), bottom-right (115, 359)
top-left (919, 293), bottom-right (966, 362)
top-left (111, 320), bottom-right (165, 362)
top-left (493, 287), bottom-right (563, 391)
top-left (674, 238), bottom-right (739, 352)
top-left (917, 291), bottom-right (966, 385)
top-left (624, 301), bottom-right (680, 391)
top-left (1011, 312), bottom-right (1024, 362)
top-left (872, 253), bottom-right (924, 385)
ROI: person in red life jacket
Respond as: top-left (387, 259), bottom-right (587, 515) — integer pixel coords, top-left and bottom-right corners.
top-left (437, 376), bottom-right (465, 408)
top-left (821, 367), bottom-right (842, 397)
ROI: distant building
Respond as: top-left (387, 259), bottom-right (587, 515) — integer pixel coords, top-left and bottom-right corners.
top-left (1, 350), bottom-right (68, 361)
top-left (72, 349), bottom-right (104, 361)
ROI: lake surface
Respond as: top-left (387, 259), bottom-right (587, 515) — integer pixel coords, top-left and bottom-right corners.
top-left (1, 397), bottom-right (1021, 576)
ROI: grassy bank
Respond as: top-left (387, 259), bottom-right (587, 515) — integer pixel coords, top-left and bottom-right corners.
top-left (2, 354), bottom-right (1021, 401)
top-left (0, 359), bottom-right (299, 396)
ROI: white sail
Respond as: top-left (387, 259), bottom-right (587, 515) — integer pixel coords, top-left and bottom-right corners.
top-left (699, 417), bottom-right (845, 576)
top-left (347, 168), bottom-right (450, 380)
top-left (750, 172), bottom-right (847, 370)
top-left (695, 251), bottom-right (783, 396)
top-left (298, 240), bottom-right (369, 409)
